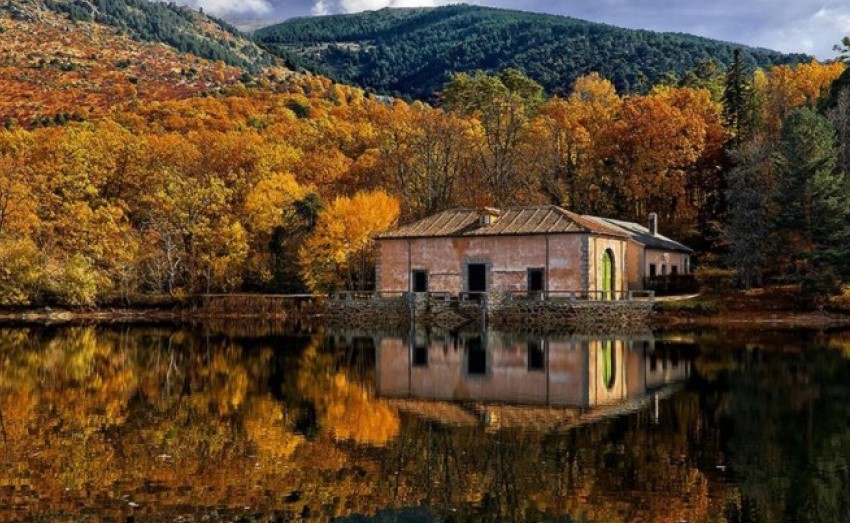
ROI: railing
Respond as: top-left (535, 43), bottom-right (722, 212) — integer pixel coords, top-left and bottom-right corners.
top-left (328, 289), bottom-right (655, 302)
top-left (501, 290), bottom-right (654, 302)
top-left (331, 291), bottom-right (408, 300)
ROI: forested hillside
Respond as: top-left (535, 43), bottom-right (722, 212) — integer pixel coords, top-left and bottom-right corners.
top-left (1, 1), bottom-right (849, 306)
top-left (255, 5), bottom-right (810, 99)
top-left (0, 0), bottom-right (293, 127)
top-left (3, 0), bottom-right (275, 70)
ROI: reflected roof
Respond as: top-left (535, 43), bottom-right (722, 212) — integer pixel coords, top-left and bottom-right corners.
top-left (379, 206), bottom-right (629, 239)
top-left (387, 385), bottom-right (682, 433)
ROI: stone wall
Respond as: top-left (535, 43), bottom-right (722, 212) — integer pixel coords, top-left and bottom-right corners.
top-left (324, 294), bottom-right (410, 330)
top-left (324, 292), bottom-right (654, 331)
top-left (488, 293), bottom-right (652, 331)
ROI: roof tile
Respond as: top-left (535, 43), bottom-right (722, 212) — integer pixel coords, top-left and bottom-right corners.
top-left (379, 206), bottom-right (630, 239)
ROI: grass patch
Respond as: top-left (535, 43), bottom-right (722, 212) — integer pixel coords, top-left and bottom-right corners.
top-left (655, 297), bottom-right (721, 315)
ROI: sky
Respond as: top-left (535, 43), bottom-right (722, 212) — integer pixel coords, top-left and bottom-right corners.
top-left (172, 0), bottom-right (850, 59)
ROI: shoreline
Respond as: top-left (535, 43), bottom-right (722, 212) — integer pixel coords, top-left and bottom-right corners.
top-left (2, 306), bottom-right (850, 331)
top-left (652, 310), bottom-right (850, 330)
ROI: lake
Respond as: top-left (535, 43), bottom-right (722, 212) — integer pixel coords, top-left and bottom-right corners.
top-left (1, 323), bottom-right (849, 522)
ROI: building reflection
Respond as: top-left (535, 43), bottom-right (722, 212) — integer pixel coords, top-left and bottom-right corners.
top-left (376, 330), bottom-right (692, 429)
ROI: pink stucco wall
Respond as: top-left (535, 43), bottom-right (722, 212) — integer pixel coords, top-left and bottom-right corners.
top-left (376, 335), bottom-right (683, 408)
top-left (377, 336), bottom-right (587, 406)
top-left (644, 249), bottom-right (691, 277)
top-left (378, 234), bottom-right (629, 294)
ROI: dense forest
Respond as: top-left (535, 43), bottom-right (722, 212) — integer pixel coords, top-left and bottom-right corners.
top-left (1, 1), bottom-right (850, 306)
top-left (254, 5), bottom-right (810, 100)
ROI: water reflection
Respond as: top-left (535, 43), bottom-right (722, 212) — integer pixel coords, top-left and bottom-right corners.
top-left (378, 331), bottom-right (690, 410)
top-left (0, 324), bottom-right (849, 522)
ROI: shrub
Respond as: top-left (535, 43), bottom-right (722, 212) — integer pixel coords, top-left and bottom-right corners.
top-left (655, 298), bottom-right (720, 314)
top-left (0, 238), bottom-right (44, 306)
top-left (801, 267), bottom-right (842, 298)
top-left (695, 267), bottom-right (737, 294)
top-left (45, 255), bottom-right (100, 307)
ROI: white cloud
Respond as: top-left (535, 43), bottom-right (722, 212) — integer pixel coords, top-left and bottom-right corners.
top-left (312, 0), bottom-right (443, 16)
top-left (166, 0), bottom-right (273, 17)
top-left (745, 5), bottom-right (850, 57)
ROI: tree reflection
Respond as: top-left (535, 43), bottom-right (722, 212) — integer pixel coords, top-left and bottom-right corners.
top-left (0, 326), bottom-right (849, 522)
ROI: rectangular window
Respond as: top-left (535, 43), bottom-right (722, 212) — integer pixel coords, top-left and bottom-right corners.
top-left (661, 264), bottom-right (668, 276)
top-left (527, 340), bottom-right (545, 371)
top-left (671, 265), bottom-right (678, 275)
top-left (413, 343), bottom-right (428, 367)
top-left (649, 263), bottom-right (657, 278)
top-left (412, 270), bottom-right (428, 293)
top-left (527, 268), bottom-right (545, 292)
top-left (466, 336), bottom-right (486, 375)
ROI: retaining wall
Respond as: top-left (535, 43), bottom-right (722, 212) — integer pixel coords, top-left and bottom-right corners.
top-left (324, 292), bottom-right (654, 331)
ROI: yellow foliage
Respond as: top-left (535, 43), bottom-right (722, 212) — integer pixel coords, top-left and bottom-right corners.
top-left (299, 190), bottom-right (400, 292)
top-left (244, 172), bottom-right (308, 235)
top-left (0, 237), bottom-right (44, 306)
top-left (320, 372), bottom-right (400, 446)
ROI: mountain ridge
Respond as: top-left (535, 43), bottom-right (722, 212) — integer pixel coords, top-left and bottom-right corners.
top-left (255, 4), bottom-right (811, 99)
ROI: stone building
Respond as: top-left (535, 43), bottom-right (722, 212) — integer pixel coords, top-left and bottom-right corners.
top-left (376, 206), bottom-right (692, 296)
top-left (587, 213), bottom-right (694, 291)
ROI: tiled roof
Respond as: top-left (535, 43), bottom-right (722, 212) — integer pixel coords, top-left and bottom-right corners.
top-left (379, 206), bottom-right (630, 239)
top-left (585, 216), bottom-right (694, 253)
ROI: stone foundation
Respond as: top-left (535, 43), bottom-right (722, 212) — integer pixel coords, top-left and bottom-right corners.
top-left (324, 294), bottom-right (409, 330)
top-left (324, 292), bottom-right (654, 331)
top-left (489, 297), bottom-right (653, 332)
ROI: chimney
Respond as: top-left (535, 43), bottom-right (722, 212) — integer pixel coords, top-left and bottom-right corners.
top-left (648, 213), bottom-right (658, 236)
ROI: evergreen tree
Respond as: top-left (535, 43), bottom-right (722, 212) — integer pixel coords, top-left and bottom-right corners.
top-left (773, 108), bottom-right (850, 279)
top-left (723, 49), bottom-right (752, 147)
top-left (725, 135), bottom-right (775, 287)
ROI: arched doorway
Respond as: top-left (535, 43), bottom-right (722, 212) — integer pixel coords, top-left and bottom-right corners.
top-left (602, 249), bottom-right (616, 300)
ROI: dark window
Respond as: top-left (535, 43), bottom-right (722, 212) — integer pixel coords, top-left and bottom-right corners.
top-left (413, 343), bottom-right (428, 367)
top-left (466, 336), bottom-right (486, 375)
top-left (412, 270), bottom-right (428, 292)
top-left (528, 340), bottom-right (545, 371)
top-left (661, 264), bottom-right (668, 276)
top-left (527, 268), bottom-right (545, 292)
top-left (467, 263), bottom-right (487, 293)
top-left (671, 265), bottom-right (678, 275)
top-left (649, 263), bottom-right (657, 277)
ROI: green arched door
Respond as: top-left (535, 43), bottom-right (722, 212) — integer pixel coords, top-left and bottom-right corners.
top-left (602, 250), bottom-right (614, 300)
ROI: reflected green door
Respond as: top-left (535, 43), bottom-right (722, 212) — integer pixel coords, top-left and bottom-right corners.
top-left (602, 251), bottom-right (613, 300)
top-left (603, 340), bottom-right (615, 389)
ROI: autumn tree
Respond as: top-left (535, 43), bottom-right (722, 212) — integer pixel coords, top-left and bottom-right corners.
top-left (372, 102), bottom-right (476, 218)
top-left (442, 69), bottom-right (544, 204)
top-left (299, 190), bottom-right (400, 293)
top-left (600, 88), bottom-right (708, 236)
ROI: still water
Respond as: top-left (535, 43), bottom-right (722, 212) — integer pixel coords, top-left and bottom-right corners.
top-left (1, 323), bottom-right (849, 522)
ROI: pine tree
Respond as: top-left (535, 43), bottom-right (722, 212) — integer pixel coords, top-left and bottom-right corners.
top-left (725, 135), bottom-right (775, 287)
top-left (774, 108), bottom-right (850, 280)
top-left (723, 49), bottom-right (752, 147)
